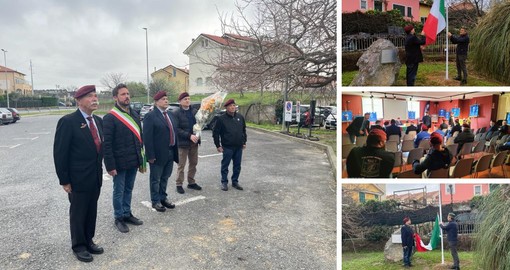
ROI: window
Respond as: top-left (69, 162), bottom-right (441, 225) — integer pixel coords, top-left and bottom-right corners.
top-left (446, 184), bottom-right (455, 194)
top-left (407, 101), bottom-right (421, 120)
top-left (360, 0), bottom-right (367, 9)
top-left (205, 77), bottom-right (213, 86)
top-left (362, 97), bottom-right (383, 119)
top-left (393, 4), bottom-right (405, 16)
top-left (407, 7), bottom-right (412, 18)
top-left (474, 185), bottom-right (482, 196)
top-left (201, 39), bottom-right (209, 47)
top-left (421, 17), bottom-right (427, 24)
top-left (359, 192), bottom-right (366, 203)
top-left (173, 68), bottom-right (176, 77)
top-left (374, 1), bottom-right (383, 11)
top-left (374, 194), bottom-right (379, 201)
top-left (196, 78), bottom-right (203, 86)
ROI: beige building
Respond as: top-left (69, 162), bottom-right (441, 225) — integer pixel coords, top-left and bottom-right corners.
top-left (151, 64), bottom-right (189, 93)
top-left (0, 65), bottom-right (33, 96)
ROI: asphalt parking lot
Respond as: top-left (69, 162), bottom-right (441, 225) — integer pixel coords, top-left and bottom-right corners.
top-left (0, 114), bottom-right (336, 270)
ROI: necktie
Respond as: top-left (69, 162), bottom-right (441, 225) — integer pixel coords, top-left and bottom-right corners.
top-left (87, 116), bottom-right (101, 152)
top-left (163, 111), bottom-right (175, 146)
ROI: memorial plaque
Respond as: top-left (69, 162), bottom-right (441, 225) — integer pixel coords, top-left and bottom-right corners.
top-left (381, 49), bottom-right (397, 64)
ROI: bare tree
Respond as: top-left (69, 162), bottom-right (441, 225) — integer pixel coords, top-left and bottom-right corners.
top-left (100, 72), bottom-right (127, 91)
top-left (205, 0), bottom-right (336, 96)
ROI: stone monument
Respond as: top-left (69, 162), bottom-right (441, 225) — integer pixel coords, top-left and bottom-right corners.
top-left (350, 39), bottom-right (401, 86)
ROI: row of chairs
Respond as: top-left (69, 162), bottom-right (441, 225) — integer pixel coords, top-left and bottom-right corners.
top-left (397, 150), bottom-right (509, 178)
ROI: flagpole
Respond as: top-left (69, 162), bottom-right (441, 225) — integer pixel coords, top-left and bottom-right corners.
top-left (438, 184), bottom-right (445, 264)
top-left (445, 0), bottom-right (449, 80)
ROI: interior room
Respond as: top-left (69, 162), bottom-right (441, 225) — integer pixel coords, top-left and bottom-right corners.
top-left (341, 91), bottom-right (510, 178)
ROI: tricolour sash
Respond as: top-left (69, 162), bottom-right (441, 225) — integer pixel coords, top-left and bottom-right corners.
top-left (110, 107), bottom-right (147, 172)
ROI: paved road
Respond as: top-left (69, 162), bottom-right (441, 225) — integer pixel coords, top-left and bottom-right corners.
top-left (0, 114), bottom-right (336, 270)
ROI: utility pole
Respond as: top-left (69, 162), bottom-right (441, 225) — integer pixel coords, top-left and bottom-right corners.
top-left (142, 27), bottom-right (150, 104)
top-left (30, 60), bottom-right (34, 93)
top-left (1, 49), bottom-right (9, 108)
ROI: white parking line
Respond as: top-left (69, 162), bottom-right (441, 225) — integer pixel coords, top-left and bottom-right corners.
top-left (31, 136), bottom-right (39, 141)
top-left (13, 137), bottom-right (38, 140)
top-left (10, 144), bottom-right (21, 149)
top-left (141, 195), bottom-right (206, 210)
top-left (198, 153), bottom-right (222, 158)
top-left (29, 132), bottom-right (50, 135)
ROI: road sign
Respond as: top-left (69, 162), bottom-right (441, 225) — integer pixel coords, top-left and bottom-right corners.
top-left (284, 101), bottom-right (293, 122)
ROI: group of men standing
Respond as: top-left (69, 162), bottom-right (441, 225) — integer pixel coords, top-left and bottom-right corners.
top-left (404, 25), bottom-right (470, 86)
top-left (53, 84), bottom-right (247, 262)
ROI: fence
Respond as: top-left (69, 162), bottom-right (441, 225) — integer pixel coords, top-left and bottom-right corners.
top-left (342, 33), bottom-right (467, 55)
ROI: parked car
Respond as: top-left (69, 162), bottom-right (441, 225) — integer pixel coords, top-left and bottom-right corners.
top-left (0, 108), bottom-right (14, 125)
top-left (324, 106), bottom-right (337, 130)
top-left (130, 102), bottom-right (144, 114)
top-left (139, 104), bottom-right (153, 120)
top-left (7, 108), bottom-right (21, 123)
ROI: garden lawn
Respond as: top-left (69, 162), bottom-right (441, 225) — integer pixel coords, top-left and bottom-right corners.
top-left (342, 62), bottom-right (504, 86)
top-left (342, 250), bottom-right (475, 270)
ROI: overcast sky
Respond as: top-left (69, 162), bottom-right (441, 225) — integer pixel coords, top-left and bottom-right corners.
top-left (0, 0), bottom-right (240, 90)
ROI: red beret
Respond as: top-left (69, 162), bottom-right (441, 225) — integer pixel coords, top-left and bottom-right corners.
top-left (74, 85), bottom-right (96, 99)
top-left (430, 132), bottom-right (443, 145)
top-left (462, 123), bottom-right (470, 128)
top-left (178, 92), bottom-right (189, 101)
top-left (368, 128), bottom-right (387, 142)
top-left (224, 98), bottom-right (236, 107)
top-left (421, 124), bottom-right (428, 131)
top-left (403, 217), bottom-right (410, 223)
top-left (153, 90), bottom-right (167, 101)
top-left (404, 25), bottom-right (414, 33)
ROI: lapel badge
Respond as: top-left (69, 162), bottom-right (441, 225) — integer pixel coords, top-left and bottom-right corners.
top-left (80, 123), bottom-right (87, 129)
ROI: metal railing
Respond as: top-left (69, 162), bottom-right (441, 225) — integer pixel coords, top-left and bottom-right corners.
top-left (342, 33), bottom-right (468, 54)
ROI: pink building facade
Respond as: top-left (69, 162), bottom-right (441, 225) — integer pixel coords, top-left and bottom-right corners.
top-left (342, 0), bottom-right (421, 22)
top-left (440, 184), bottom-right (490, 205)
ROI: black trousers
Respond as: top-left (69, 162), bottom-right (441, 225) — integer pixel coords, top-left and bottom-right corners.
top-left (68, 188), bottom-right (101, 252)
top-left (456, 54), bottom-right (468, 81)
top-left (406, 63), bottom-right (419, 86)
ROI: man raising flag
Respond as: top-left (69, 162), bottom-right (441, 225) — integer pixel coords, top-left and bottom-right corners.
top-left (423, 0), bottom-right (447, 45)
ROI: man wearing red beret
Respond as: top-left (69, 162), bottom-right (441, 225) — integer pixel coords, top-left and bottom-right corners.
top-left (346, 129), bottom-right (395, 178)
top-left (172, 92), bottom-right (202, 194)
top-left (53, 85), bottom-right (105, 262)
top-left (404, 24), bottom-right (426, 86)
top-left (401, 217), bottom-right (414, 267)
top-left (213, 99), bottom-right (247, 191)
top-left (412, 132), bottom-right (452, 177)
top-left (143, 90), bottom-right (179, 212)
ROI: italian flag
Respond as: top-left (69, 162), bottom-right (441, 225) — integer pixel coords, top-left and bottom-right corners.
top-left (415, 215), bottom-right (441, 252)
top-left (423, 0), bottom-right (446, 45)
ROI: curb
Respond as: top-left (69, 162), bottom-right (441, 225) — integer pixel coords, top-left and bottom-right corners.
top-left (247, 126), bottom-right (337, 180)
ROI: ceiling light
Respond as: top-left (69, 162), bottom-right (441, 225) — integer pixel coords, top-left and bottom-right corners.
top-left (385, 94), bottom-right (388, 99)
top-left (393, 94), bottom-right (396, 100)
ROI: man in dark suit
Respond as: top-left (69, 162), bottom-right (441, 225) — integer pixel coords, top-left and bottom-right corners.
top-left (143, 91), bottom-right (179, 212)
top-left (53, 85), bottom-right (104, 262)
top-left (385, 119), bottom-right (402, 140)
top-left (404, 25), bottom-right (426, 86)
top-left (405, 121), bottom-right (418, 135)
top-left (401, 217), bottom-right (415, 268)
top-left (422, 112), bottom-right (432, 129)
top-left (346, 113), bottom-right (370, 143)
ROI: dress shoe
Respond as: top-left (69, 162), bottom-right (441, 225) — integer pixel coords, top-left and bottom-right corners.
top-left (187, 183), bottom-right (202, 190)
top-left (176, 186), bottom-right (185, 194)
top-left (115, 218), bottom-right (129, 233)
top-left (161, 199), bottom-right (175, 209)
top-left (461, 80), bottom-right (467, 85)
top-left (73, 250), bottom-right (93, 262)
top-left (232, 183), bottom-right (244, 190)
top-left (152, 202), bottom-right (166, 212)
top-left (87, 243), bottom-right (104, 254)
top-left (221, 183), bottom-right (228, 191)
top-left (124, 214), bottom-right (143, 225)
top-left (453, 76), bottom-right (461, 81)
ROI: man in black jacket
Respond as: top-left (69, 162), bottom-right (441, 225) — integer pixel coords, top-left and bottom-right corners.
top-left (213, 99), bottom-right (247, 191)
top-left (422, 112), bottom-right (432, 129)
top-left (449, 119), bottom-right (462, 137)
top-left (440, 213), bottom-right (460, 270)
top-left (454, 124), bottom-right (475, 156)
top-left (346, 113), bottom-right (370, 143)
top-left (103, 84), bottom-right (144, 233)
top-left (406, 121), bottom-right (418, 135)
top-left (143, 91), bottom-right (179, 212)
top-left (448, 28), bottom-right (470, 85)
top-left (404, 25), bottom-right (426, 86)
top-left (401, 217), bottom-right (414, 268)
top-left (173, 92), bottom-right (202, 194)
top-left (413, 132), bottom-right (452, 177)
top-left (53, 85), bottom-right (104, 262)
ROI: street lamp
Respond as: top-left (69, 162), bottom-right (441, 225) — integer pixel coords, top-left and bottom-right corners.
top-left (142, 27), bottom-right (149, 104)
top-left (1, 49), bottom-right (9, 108)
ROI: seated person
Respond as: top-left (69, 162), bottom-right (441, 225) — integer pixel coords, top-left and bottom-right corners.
top-left (497, 135), bottom-right (510, 151)
top-left (435, 128), bottom-right (446, 137)
top-left (448, 119), bottom-right (462, 137)
top-left (439, 119), bottom-right (448, 131)
top-left (370, 120), bottom-right (385, 131)
top-left (485, 120), bottom-right (498, 139)
top-left (406, 121), bottom-right (418, 135)
top-left (346, 129), bottom-right (396, 178)
top-left (412, 132), bottom-right (452, 177)
top-left (385, 119), bottom-right (402, 140)
top-left (414, 124), bottom-right (431, 148)
top-left (454, 123), bottom-right (475, 156)
top-left (498, 120), bottom-right (509, 139)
